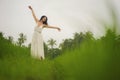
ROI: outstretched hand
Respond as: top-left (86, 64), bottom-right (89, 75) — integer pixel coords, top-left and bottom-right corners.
top-left (28, 6), bottom-right (32, 10)
top-left (57, 27), bottom-right (61, 31)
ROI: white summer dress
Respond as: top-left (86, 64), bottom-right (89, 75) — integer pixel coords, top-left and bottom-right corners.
top-left (31, 23), bottom-right (44, 60)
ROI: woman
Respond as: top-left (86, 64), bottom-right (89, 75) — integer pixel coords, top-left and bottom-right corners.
top-left (28, 6), bottom-right (61, 60)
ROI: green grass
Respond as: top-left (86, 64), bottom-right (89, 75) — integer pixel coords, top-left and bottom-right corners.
top-left (0, 29), bottom-right (120, 80)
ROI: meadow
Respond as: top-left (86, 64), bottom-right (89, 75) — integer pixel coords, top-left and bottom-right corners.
top-left (0, 28), bottom-right (120, 80)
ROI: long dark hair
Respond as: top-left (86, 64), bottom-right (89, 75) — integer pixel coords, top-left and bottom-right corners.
top-left (39, 15), bottom-right (48, 25)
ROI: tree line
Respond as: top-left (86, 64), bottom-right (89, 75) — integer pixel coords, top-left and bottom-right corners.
top-left (0, 29), bottom-right (120, 59)
top-left (0, 31), bottom-right (96, 59)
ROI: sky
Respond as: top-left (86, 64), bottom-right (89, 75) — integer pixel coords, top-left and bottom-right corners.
top-left (0, 0), bottom-right (120, 47)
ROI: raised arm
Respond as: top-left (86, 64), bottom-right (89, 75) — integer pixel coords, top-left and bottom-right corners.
top-left (28, 6), bottom-right (38, 23)
top-left (44, 25), bottom-right (61, 31)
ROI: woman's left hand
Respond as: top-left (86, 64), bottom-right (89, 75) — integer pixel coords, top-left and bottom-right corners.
top-left (57, 27), bottom-right (61, 31)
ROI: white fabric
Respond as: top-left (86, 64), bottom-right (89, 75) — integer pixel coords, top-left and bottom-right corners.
top-left (31, 23), bottom-right (44, 60)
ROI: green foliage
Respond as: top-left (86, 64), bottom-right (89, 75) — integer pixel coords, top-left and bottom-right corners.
top-left (46, 38), bottom-right (61, 59)
top-left (0, 33), bottom-right (29, 59)
top-left (17, 33), bottom-right (27, 47)
top-left (60, 31), bottom-right (94, 53)
top-left (47, 38), bottom-right (57, 49)
top-left (47, 48), bottom-right (61, 59)
top-left (0, 29), bottom-right (120, 80)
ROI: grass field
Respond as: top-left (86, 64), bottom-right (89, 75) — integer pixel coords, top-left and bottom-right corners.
top-left (0, 29), bottom-right (120, 80)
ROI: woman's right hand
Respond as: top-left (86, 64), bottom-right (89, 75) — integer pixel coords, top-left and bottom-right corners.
top-left (28, 6), bottom-right (32, 10)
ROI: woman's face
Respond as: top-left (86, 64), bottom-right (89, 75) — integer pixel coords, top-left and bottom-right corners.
top-left (42, 17), bottom-right (47, 22)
